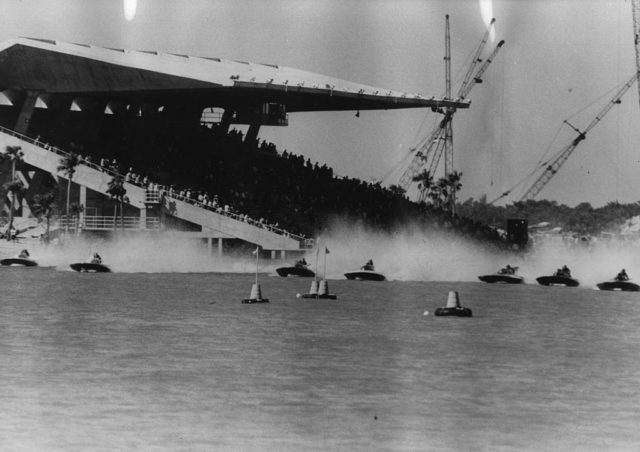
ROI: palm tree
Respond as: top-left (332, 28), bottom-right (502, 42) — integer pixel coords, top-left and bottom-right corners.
top-left (31, 191), bottom-right (57, 244)
top-left (412, 169), bottom-right (434, 203)
top-left (387, 184), bottom-right (406, 198)
top-left (57, 152), bottom-right (81, 233)
top-left (1, 146), bottom-right (25, 241)
top-left (106, 174), bottom-right (126, 231)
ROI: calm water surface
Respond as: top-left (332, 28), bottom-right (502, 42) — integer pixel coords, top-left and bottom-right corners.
top-left (1, 268), bottom-right (640, 451)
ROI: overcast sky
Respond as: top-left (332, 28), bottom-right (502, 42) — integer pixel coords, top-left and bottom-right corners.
top-left (2, 0), bottom-right (639, 207)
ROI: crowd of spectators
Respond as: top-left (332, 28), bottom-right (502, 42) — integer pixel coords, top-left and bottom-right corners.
top-left (24, 108), bottom-right (512, 249)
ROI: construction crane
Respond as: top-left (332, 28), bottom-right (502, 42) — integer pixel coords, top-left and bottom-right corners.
top-left (492, 2), bottom-right (640, 204)
top-left (395, 17), bottom-right (504, 202)
top-left (494, 73), bottom-right (637, 204)
top-left (632, 0), bottom-right (640, 109)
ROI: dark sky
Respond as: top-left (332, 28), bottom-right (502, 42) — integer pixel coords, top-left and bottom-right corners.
top-left (2, 0), bottom-right (638, 206)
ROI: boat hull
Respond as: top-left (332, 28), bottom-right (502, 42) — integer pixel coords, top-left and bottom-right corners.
top-left (478, 274), bottom-right (524, 284)
top-left (344, 271), bottom-right (386, 281)
top-left (70, 262), bottom-right (111, 273)
top-left (536, 275), bottom-right (579, 287)
top-left (0, 257), bottom-right (37, 267)
top-left (275, 266), bottom-right (315, 277)
top-left (597, 280), bottom-right (640, 291)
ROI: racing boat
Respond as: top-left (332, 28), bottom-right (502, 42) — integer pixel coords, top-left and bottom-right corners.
top-left (344, 259), bottom-right (386, 281)
top-left (597, 280), bottom-right (640, 291)
top-left (0, 249), bottom-right (37, 267)
top-left (597, 269), bottom-right (639, 291)
top-left (70, 252), bottom-right (110, 273)
top-left (70, 262), bottom-right (111, 273)
top-left (478, 265), bottom-right (523, 284)
top-left (536, 267), bottom-right (579, 287)
top-left (536, 275), bottom-right (579, 287)
top-left (276, 258), bottom-right (315, 277)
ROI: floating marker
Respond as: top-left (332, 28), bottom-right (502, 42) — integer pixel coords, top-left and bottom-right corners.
top-left (242, 283), bottom-right (269, 304)
top-left (434, 291), bottom-right (472, 317)
top-left (302, 279), bottom-right (337, 299)
top-left (243, 246), bottom-right (269, 303)
top-left (447, 291), bottom-right (460, 308)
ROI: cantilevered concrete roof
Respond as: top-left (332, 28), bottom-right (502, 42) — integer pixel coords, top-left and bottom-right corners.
top-left (0, 37), bottom-right (469, 112)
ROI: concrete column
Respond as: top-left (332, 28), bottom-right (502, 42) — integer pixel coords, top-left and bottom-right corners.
top-left (280, 250), bottom-right (286, 260)
top-left (14, 91), bottom-right (39, 135)
top-left (271, 250), bottom-right (276, 259)
top-left (79, 185), bottom-right (86, 229)
top-left (139, 206), bottom-right (147, 229)
top-left (245, 123), bottom-right (261, 146)
top-left (207, 237), bottom-right (213, 254)
top-left (218, 238), bottom-right (223, 256)
top-left (219, 108), bottom-right (234, 133)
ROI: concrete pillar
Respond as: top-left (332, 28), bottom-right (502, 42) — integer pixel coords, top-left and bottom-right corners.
top-left (218, 238), bottom-right (223, 256)
top-left (207, 237), bottom-right (213, 254)
top-left (14, 91), bottom-right (39, 135)
top-left (245, 123), bottom-right (261, 146)
top-left (139, 206), bottom-right (147, 229)
top-left (79, 185), bottom-right (86, 229)
top-left (271, 250), bottom-right (276, 259)
top-left (280, 250), bottom-right (286, 260)
top-left (219, 108), bottom-right (234, 133)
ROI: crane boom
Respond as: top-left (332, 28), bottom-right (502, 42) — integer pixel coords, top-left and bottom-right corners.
top-left (518, 73), bottom-right (637, 202)
top-left (396, 37), bottom-right (504, 193)
top-left (459, 40), bottom-right (505, 100)
top-left (632, 0), bottom-right (640, 110)
top-left (458, 18), bottom-right (495, 98)
top-left (429, 39), bottom-right (505, 177)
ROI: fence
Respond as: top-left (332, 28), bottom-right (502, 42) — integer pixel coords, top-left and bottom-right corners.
top-left (60, 215), bottom-right (160, 231)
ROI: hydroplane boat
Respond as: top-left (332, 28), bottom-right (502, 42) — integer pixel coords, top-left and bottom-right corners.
top-left (536, 266), bottom-right (578, 287)
top-left (276, 258), bottom-right (315, 277)
top-left (0, 249), bottom-right (37, 267)
top-left (70, 252), bottom-right (111, 273)
top-left (344, 259), bottom-right (386, 281)
top-left (478, 265), bottom-right (524, 284)
top-left (597, 269), bottom-right (639, 291)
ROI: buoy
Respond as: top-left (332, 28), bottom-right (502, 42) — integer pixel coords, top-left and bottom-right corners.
top-left (423, 310), bottom-right (429, 316)
top-left (302, 279), bottom-right (337, 299)
top-left (434, 291), bottom-right (472, 317)
top-left (242, 283), bottom-right (269, 304)
top-left (309, 280), bottom-right (319, 295)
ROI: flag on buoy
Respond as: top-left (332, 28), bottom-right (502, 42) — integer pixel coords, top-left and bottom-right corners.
top-left (242, 246), bottom-right (269, 303)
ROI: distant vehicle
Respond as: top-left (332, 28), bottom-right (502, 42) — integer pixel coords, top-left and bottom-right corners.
top-left (536, 266), bottom-right (578, 287)
top-left (276, 258), bottom-right (315, 277)
top-left (478, 265), bottom-right (524, 284)
top-left (344, 259), bottom-right (386, 281)
top-left (70, 252), bottom-right (110, 273)
top-left (70, 262), bottom-right (111, 273)
top-left (597, 269), bottom-right (639, 291)
top-left (597, 280), bottom-right (640, 292)
top-left (0, 249), bottom-right (37, 267)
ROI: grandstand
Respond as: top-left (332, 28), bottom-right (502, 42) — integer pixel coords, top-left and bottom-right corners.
top-left (0, 37), bottom-right (469, 256)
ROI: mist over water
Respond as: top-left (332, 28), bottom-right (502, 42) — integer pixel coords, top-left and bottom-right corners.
top-left (22, 235), bottom-right (260, 274)
top-left (10, 221), bottom-right (640, 286)
top-left (314, 220), bottom-right (640, 286)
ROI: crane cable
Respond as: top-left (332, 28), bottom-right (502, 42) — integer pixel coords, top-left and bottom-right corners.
top-left (380, 23), bottom-right (491, 186)
top-left (490, 77), bottom-right (633, 204)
